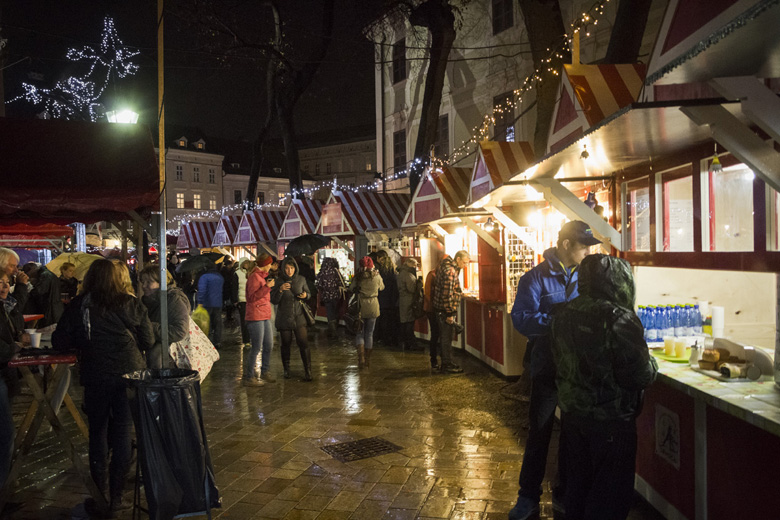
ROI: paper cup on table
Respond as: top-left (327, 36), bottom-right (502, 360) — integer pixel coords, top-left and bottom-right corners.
top-left (29, 332), bottom-right (42, 348)
top-left (663, 336), bottom-right (675, 356)
top-left (711, 306), bottom-right (725, 337)
top-left (674, 338), bottom-right (688, 359)
top-left (24, 328), bottom-right (36, 335)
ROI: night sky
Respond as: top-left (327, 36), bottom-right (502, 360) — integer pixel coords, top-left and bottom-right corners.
top-left (2, 0), bottom-right (382, 140)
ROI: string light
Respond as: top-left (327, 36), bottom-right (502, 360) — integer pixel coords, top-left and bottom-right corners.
top-left (6, 17), bottom-right (139, 121)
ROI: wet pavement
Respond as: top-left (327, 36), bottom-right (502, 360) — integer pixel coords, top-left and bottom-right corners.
top-left (5, 321), bottom-right (665, 519)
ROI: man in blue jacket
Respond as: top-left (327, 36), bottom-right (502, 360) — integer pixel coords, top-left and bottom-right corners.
top-left (508, 220), bottom-right (601, 520)
top-left (197, 265), bottom-right (225, 349)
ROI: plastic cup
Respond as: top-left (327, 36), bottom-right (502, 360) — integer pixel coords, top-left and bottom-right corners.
top-left (674, 338), bottom-right (687, 359)
top-left (24, 328), bottom-right (36, 335)
top-left (663, 336), bottom-right (675, 356)
top-left (29, 332), bottom-right (41, 349)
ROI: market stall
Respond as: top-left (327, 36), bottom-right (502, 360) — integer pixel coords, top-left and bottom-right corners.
top-left (182, 220), bottom-right (219, 252)
top-left (277, 199), bottom-right (324, 256)
top-left (0, 223), bottom-right (75, 262)
top-left (211, 214), bottom-right (242, 257)
top-left (233, 208), bottom-right (285, 258)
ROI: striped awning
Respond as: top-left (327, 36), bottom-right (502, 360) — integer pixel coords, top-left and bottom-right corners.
top-left (234, 209), bottom-right (285, 245)
top-left (185, 220), bottom-right (219, 249)
top-left (469, 141), bottom-right (535, 205)
top-left (316, 191), bottom-right (411, 236)
top-left (212, 215), bottom-right (242, 246)
top-left (278, 199), bottom-right (324, 241)
top-left (403, 166), bottom-right (471, 226)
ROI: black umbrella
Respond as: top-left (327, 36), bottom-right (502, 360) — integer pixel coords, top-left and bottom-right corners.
top-left (176, 255), bottom-right (217, 274)
top-left (284, 233), bottom-right (331, 257)
top-left (201, 252), bottom-right (227, 264)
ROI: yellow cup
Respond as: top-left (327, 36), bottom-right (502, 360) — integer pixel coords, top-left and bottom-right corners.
top-left (663, 337), bottom-right (675, 356)
top-left (674, 338), bottom-right (687, 359)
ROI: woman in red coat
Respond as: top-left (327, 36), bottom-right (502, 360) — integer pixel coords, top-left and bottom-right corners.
top-left (243, 255), bottom-right (276, 386)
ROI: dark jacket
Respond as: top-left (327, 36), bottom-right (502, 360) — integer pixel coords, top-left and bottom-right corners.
top-left (552, 254), bottom-right (658, 422)
top-left (377, 264), bottom-right (398, 309)
top-left (397, 265), bottom-right (417, 323)
top-left (197, 269), bottom-right (224, 308)
top-left (315, 258), bottom-right (344, 304)
top-left (60, 276), bottom-right (79, 300)
top-left (511, 247), bottom-right (579, 378)
top-left (52, 294), bottom-right (155, 386)
top-left (31, 267), bottom-right (64, 327)
top-left (142, 287), bottom-right (191, 351)
top-left (270, 258), bottom-right (309, 330)
top-left (0, 296), bottom-right (24, 365)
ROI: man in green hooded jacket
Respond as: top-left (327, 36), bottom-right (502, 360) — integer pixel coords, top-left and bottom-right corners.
top-left (551, 254), bottom-right (657, 520)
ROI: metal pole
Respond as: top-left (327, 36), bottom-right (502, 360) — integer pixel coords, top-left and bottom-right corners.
top-left (158, 0), bottom-right (169, 368)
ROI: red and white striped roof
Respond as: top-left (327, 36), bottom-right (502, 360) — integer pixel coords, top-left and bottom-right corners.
top-left (234, 208), bottom-right (285, 245)
top-left (403, 166), bottom-right (471, 226)
top-left (469, 141), bottom-right (535, 206)
top-left (315, 191), bottom-right (411, 236)
top-left (185, 220), bottom-right (219, 249)
top-left (176, 229), bottom-right (189, 250)
top-left (278, 199), bottom-right (324, 241)
top-left (212, 215), bottom-right (242, 246)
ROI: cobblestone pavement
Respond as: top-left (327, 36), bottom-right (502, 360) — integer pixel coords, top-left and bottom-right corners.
top-left (5, 321), bottom-right (665, 519)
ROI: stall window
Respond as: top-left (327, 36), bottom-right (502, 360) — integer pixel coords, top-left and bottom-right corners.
top-left (623, 177), bottom-right (650, 251)
top-left (656, 166), bottom-right (693, 252)
top-left (702, 159), bottom-right (754, 252)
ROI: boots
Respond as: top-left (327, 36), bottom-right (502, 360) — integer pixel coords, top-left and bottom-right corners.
top-left (301, 348), bottom-right (313, 382)
top-left (281, 343), bottom-right (291, 379)
top-left (327, 320), bottom-right (338, 340)
top-left (357, 345), bottom-right (365, 369)
top-left (364, 348), bottom-right (372, 368)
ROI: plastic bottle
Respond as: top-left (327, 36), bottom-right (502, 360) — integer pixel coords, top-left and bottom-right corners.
top-left (692, 304), bottom-right (703, 334)
top-left (673, 304), bottom-right (684, 337)
top-left (637, 305), bottom-right (645, 329)
top-left (660, 305), bottom-right (672, 338)
top-left (684, 304), bottom-right (695, 336)
top-left (646, 305), bottom-right (657, 341)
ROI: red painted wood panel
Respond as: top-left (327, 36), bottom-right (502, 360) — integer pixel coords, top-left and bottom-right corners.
top-left (465, 299), bottom-right (483, 353)
top-left (483, 306), bottom-right (504, 364)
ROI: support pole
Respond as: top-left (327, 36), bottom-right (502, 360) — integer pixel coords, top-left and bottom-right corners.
top-left (158, 0), bottom-right (169, 367)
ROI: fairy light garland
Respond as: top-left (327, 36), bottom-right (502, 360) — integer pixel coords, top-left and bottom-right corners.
top-left (6, 17), bottom-right (139, 121)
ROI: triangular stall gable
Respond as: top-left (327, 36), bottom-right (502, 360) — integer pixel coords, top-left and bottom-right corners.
top-left (185, 220), bottom-right (219, 249)
top-left (212, 215), bottom-right (242, 246)
top-left (234, 209), bottom-right (285, 245)
top-left (278, 199), bottom-right (324, 241)
top-left (316, 191), bottom-right (411, 236)
top-left (176, 225), bottom-right (190, 250)
top-left (469, 141), bottom-right (535, 206)
top-left (403, 166), bottom-right (472, 226)
top-left (547, 63), bottom-right (646, 154)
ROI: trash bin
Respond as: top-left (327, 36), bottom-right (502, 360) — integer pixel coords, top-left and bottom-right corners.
top-left (124, 368), bottom-right (220, 520)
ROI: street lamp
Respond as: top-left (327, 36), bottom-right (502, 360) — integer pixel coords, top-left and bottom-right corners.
top-left (105, 109), bottom-right (139, 124)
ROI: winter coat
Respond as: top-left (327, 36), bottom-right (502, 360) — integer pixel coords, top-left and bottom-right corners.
top-left (377, 266), bottom-right (398, 310)
top-left (141, 287), bottom-right (191, 352)
top-left (316, 258), bottom-right (344, 304)
top-left (52, 294), bottom-right (154, 386)
top-left (510, 247), bottom-right (580, 379)
top-left (221, 264), bottom-right (238, 304)
top-left (397, 265), bottom-right (418, 323)
top-left (246, 269), bottom-right (273, 321)
top-left (31, 267), bottom-right (64, 327)
top-left (432, 256), bottom-right (462, 316)
top-left (349, 270), bottom-right (384, 319)
top-left (60, 276), bottom-right (79, 300)
top-left (552, 254), bottom-right (658, 422)
top-left (270, 257), bottom-right (309, 330)
top-left (236, 257), bottom-right (249, 303)
top-left (197, 269), bottom-right (224, 308)
top-left (0, 296), bottom-right (24, 365)
top-left (423, 270), bottom-right (436, 313)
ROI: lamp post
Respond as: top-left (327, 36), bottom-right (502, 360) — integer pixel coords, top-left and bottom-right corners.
top-left (105, 109), bottom-right (139, 124)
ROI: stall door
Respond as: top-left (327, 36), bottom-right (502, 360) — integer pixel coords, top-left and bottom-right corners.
top-left (483, 305), bottom-right (504, 364)
top-left (465, 299), bottom-right (483, 353)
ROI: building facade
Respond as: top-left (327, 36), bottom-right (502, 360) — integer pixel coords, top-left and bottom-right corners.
top-left (298, 126), bottom-right (377, 192)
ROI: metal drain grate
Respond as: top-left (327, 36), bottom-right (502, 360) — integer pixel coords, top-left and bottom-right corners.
top-left (321, 436), bottom-right (403, 462)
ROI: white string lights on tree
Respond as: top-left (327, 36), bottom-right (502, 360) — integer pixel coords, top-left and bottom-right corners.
top-left (6, 17), bottom-right (139, 121)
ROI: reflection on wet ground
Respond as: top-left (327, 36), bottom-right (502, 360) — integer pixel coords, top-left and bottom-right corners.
top-left (5, 321), bottom-right (664, 519)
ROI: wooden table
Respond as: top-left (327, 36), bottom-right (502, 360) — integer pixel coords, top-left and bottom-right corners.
top-left (0, 352), bottom-right (108, 511)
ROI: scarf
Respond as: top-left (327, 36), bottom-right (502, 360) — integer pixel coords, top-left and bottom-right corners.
top-left (1, 295), bottom-right (17, 314)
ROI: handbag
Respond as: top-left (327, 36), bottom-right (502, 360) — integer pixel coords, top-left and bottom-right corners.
top-left (169, 316), bottom-right (220, 382)
top-left (344, 293), bottom-right (363, 334)
top-left (299, 300), bottom-right (316, 327)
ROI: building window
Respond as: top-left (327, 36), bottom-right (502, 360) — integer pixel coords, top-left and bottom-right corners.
top-left (257, 192), bottom-right (265, 205)
top-left (366, 162), bottom-right (372, 171)
top-left (175, 164), bottom-right (183, 181)
top-left (492, 0), bottom-right (514, 35)
top-left (392, 39), bottom-right (406, 84)
top-left (193, 167), bottom-right (200, 182)
top-left (208, 168), bottom-right (216, 184)
top-left (393, 129), bottom-right (407, 175)
top-left (234, 190), bottom-right (242, 204)
top-left (493, 91), bottom-right (515, 142)
top-left (193, 193), bottom-right (201, 209)
top-left (176, 193), bottom-right (184, 209)
top-left (434, 114), bottom-right (449, 157)
top-left (178, 139), bottom-right (185, 147)
top-left (209, 196), bottom-right (217, 210)
top-left (326, 163), bottom-right (332, 174)
top-left (304, 164), bottom-right (309, 173)
top-left (315, 164), bottom-right (320, 175)
top-left (197, 142), bottom-right (204, 150)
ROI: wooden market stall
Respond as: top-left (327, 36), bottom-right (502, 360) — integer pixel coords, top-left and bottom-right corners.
top-left (233, 208), bottom-right (285, 258)
top-left (182, 220), bottom-right (219, 251)
top-left (211, 215), bottom-right (242, 257)
top-left (277, 199), bottom-right (324, 256)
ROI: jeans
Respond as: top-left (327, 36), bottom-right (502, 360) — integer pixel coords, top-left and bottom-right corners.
top-left (246, 320), bottom-right (274, 378)
top-left (426, 312), bottom-right (440, 365)
top-left (323, 300), bottom-right (339, 322)
top-left (562, 415), bottom-right (637, 520)
top-left (205, 306), bottom-right (223, 347)
top-left (517, 369), bottom-right (564, 500)
top-left (237, 302), bottom-right (249, 343)
top-left (356, 317), bottom-right (377, 350)
top-left (84, 379), bottom-right (133, 498)
top-left (0, 378), bottom-right (13, 489)
top-left (437, 313), bottom-right (455, 366)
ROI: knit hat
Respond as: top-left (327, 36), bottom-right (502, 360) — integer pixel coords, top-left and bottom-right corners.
top-left (257, 254), bottom-right (273, 267)
top-left (359, 256), bottom-right (374, 269)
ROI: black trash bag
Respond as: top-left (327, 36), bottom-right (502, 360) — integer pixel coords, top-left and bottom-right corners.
top-left (124, 368), bottom-right (221, 520)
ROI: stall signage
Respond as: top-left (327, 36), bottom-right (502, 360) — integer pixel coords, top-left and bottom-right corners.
top-left (655, 404), bottom-right (680, 470)
top-left (322, 203), bottom-right (343, 234)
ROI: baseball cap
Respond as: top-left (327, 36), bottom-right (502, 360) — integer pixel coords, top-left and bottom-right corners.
top-left (559, 220), bottom-right (602, 246)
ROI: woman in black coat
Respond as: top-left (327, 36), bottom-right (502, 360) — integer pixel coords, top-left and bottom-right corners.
top-left (53, 259), bottom-right (154, 515)
top-left (270, 257), bottom-right (312, 381)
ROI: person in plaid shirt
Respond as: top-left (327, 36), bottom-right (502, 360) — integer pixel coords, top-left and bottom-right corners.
top-left (432, 250), bottom-right (469, 373)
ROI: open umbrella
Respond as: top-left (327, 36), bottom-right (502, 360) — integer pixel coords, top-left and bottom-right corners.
top-left (46, 252), bottom-right (104, 281)
top-left (176, 255), bottom-right (217, 274)
top-left (284, 234), bottom-right (331, 257)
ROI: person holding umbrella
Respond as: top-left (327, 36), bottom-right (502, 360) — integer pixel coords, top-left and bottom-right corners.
top-left (270, 257), bottom-right (312, 381)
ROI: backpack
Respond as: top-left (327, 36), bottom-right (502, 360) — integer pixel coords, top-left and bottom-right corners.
top-left (344, 293), bottom-right (363, 334)
top-left (410, 276), bottom-right (426, 320)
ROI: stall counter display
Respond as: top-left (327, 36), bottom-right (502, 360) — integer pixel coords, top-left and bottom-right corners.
top-left (505, 230), bottom-right (536, 306)
top-left (318, 246), bottom-right (353, 284)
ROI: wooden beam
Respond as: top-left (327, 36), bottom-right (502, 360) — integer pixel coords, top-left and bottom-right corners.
top-left (459, 217), bottom-right (504, 256)
top-left (332, 237), bottom-right (354, 257)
